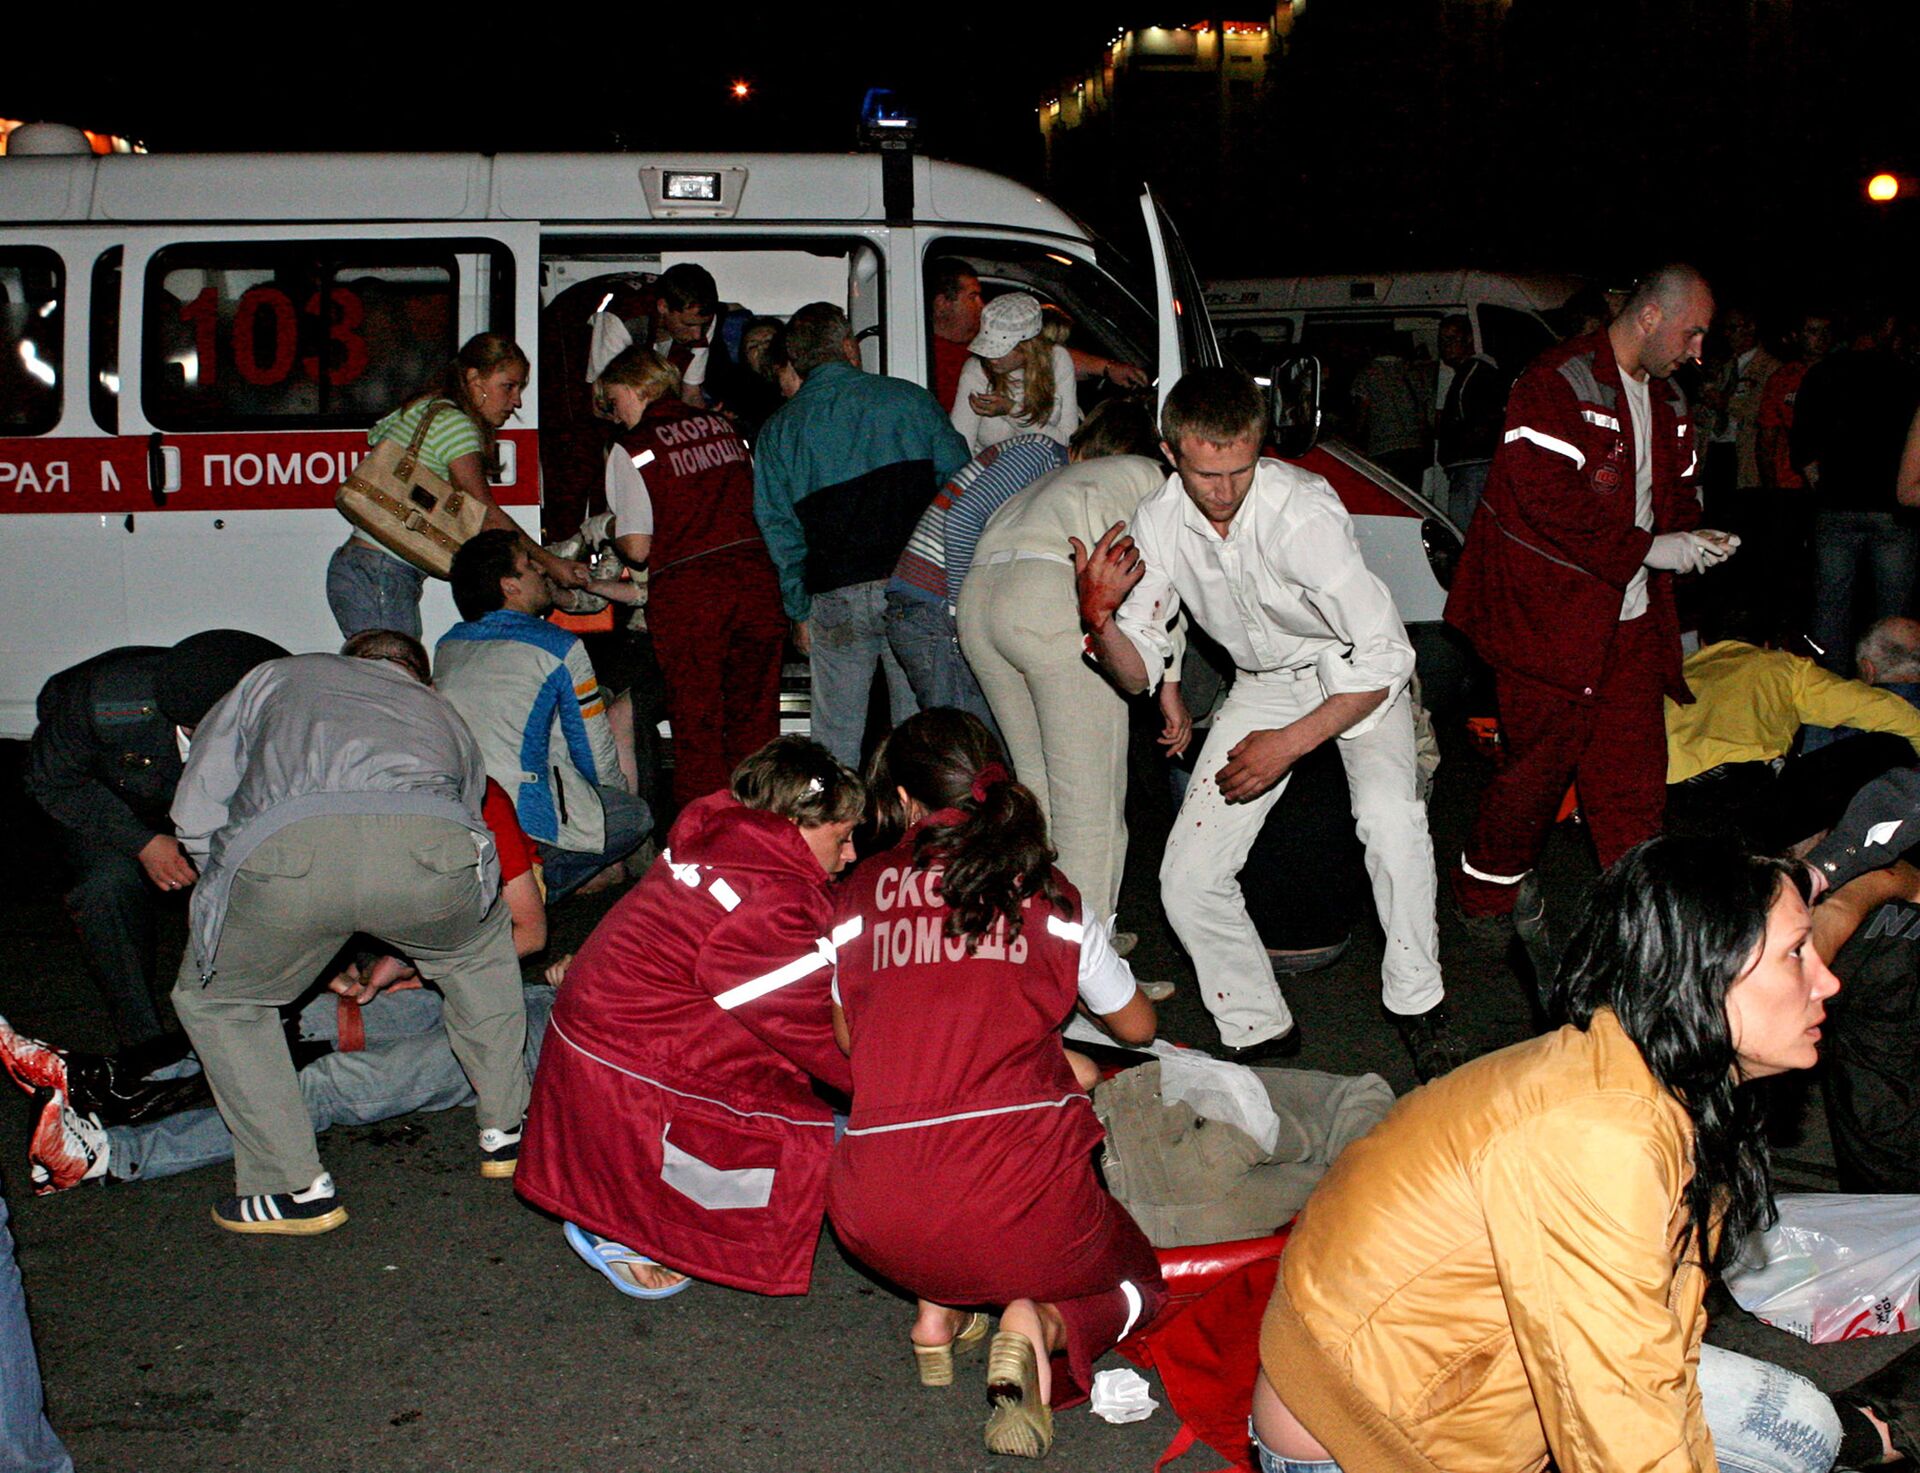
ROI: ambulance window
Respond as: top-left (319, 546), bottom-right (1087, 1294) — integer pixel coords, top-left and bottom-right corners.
top-left (926, 238), bottom-right (1156, 410)
top-left (0, 248), bottom-right (62, 436)
top-left (141, 241), bottom-right (514, 431)
top-left (1477, 304), bottom-right (1555, 377)
top-left (90, 248), bottom-right (122, 434)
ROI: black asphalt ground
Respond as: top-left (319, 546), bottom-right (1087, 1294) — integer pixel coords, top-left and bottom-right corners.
top-left (0, 724), bottom-right (1913, 1473)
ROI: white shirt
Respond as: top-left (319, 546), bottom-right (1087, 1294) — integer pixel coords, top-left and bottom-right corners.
top-left (949, 344), bottom-right (1081, 454)
top-left (603, 446), bottom-right (656, 539)
top-left (654, 337), bottom-right (709, 390)
top-left (1114, 458), bottom-right (1414, 734)
top-left (1618, 370), bottom-right (1654, 622)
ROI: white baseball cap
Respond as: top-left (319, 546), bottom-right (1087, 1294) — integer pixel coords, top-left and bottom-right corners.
top-left (970, 292), bottom-right (1044, 359)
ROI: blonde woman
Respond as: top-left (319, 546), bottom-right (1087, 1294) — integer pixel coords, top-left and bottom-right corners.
top-left (593, 346), bottom-right (786, 808)
top-left (950, 293), bottom-right (1081, 455)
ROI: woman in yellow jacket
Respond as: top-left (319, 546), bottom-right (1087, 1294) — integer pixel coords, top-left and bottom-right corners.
top-left (1255, 833), bottom-right (1892, 1473)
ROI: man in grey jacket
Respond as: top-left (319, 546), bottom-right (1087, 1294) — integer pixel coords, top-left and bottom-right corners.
top-left (165, 652), bottom-right (529, 1235)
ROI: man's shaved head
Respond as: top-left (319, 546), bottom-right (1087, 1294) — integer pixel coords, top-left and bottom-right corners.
top-left (1612, 263), bottom-right (1714, 380)
top-left (1620, 264), bottom-right (1711, 320)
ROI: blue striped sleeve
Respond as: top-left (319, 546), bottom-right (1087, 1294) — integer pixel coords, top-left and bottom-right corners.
top-left (942, 438), bottom-right (1070, 604)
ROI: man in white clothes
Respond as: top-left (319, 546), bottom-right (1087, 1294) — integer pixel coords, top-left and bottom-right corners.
top-left (1074, 368), bottom-right (1463, 1080)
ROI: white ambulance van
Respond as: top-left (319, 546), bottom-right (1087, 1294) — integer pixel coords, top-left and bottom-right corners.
top-left (0, 141), bottom-right (1220, 736)
top-left (1204, 269), bottom-right (1586, 379)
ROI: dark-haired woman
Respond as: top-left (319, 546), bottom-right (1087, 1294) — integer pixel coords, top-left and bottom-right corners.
top-left (1252, 833), bottom-right (1867, 1473)
top-left (515, 736), bottom-right (863, 1300)
top-left (327, 332), bottom-right (587, 640)
top-left (825, 709), bottom-right (1163, 1460)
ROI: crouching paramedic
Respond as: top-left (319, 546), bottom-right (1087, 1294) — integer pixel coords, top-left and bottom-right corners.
top-left (515, 737), bottom-right (862, 1299)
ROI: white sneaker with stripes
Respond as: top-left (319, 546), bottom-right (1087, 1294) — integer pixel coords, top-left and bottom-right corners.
top-left (211, 1171), bottom-right (348, 1236)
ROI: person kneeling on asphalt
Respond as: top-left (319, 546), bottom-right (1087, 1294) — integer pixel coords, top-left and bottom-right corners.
top-left (165, 646), bottom-right (532, 1235)
top-left (24, 629), bottom-right (287, 1072)
top-left (8, 631), bottom-right (555, 1198)
top-left (514, 736), bottom-right (865, 1300)
top-left (825, 710), bottom-right (1164, 1461)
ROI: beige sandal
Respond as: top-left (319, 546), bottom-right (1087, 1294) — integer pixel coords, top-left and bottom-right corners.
top-left (983, 1329), bottom-right (1054, 1458)
top-left (912, 1310), bottom-right (989, 1387)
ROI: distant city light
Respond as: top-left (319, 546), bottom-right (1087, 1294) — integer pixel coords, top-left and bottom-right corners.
top-left (1868, 173), bottom-right (1900, 203)
top-left (731, 80), bottom-right (751, 100)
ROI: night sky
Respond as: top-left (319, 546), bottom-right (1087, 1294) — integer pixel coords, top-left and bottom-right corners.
top-left (11, 4), bottom-right (1920, 301)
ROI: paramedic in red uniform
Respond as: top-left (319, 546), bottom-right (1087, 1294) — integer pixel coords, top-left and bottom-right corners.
top-left (825, 710), bottom-right (1163, 1461)
top-left (515, 737), bottom-right (861, 1299)
top-left (594, 346), bottom-right (788, 810)
top-left (1446, 264), bottom-right (1738, 926)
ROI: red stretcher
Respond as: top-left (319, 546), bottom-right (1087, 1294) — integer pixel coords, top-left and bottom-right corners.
top-left (1113, 1227), bottom-right (1295, 1472)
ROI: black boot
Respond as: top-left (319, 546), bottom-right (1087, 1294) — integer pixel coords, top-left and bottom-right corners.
top-left (1391, 1001), bottom-right (1471, 1083)
top-left (66, 1051), bottom-right (214, 1125)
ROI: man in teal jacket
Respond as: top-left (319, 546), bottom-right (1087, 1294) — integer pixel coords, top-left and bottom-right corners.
top-left (753, 302), bottom-right (970, 766)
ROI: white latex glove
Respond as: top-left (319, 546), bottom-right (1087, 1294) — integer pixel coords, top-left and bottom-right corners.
top-left (1644, 530), bottom-right (1740, 573)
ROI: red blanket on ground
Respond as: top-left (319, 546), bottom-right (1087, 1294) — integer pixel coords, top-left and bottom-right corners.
top-left (1120, 1228), bottom-right (1292, 1472)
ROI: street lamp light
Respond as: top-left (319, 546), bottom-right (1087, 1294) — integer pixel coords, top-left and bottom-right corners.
top-left (1868, 172), bottom-right (1900, 203)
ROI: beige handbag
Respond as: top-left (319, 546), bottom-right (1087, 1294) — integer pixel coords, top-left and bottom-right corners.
top-left (335, 400), bottom-right (489, 577)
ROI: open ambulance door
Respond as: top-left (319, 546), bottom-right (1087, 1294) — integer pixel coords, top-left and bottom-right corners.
top-left (1139, 186), bottom-right (1223, 411)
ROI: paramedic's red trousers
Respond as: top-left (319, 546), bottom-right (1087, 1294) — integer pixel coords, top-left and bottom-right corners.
top-left (648, 555), bottom-right (788, 811)
top-left (1455, 613), bottom-right (1669, 917)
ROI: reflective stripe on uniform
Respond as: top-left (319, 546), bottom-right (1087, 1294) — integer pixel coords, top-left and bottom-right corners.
top-left (1117, 1280), bottom-right (1145, 1341)
top-left (1504, 427), bottom-right (1586, 468)
top-left (1460, 852), bottom-right (1528, 886)
top-left (713, 945), bottom-right (831, 1010)
top-left (842, 1092), bottom-right (1088, 1137)
top-left (831, 916), bottom-right (864, 947)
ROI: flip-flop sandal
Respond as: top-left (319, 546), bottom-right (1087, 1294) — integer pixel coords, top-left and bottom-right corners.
top-left (913, 1310), bottom-right (990, 1387)
top-left (563, 1220), bottom-right (693, 1301)
top-left (983, 1330), bottom-right (1054, 1458)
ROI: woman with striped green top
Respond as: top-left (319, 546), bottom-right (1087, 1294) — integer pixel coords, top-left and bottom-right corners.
top-left (327, 333), bottom-right (588, 639)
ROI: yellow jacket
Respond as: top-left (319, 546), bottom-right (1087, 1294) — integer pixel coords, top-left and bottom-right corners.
top-left (1260, 1011), bottom-right (1716, 1472)
top-left (1665, 639), bottom-right (1920, 784)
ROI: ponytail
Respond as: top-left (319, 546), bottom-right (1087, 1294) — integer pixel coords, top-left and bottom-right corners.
top-left (865, 709), bottom-right (1070, 949)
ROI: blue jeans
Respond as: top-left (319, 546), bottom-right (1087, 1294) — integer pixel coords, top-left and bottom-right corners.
top-left (1249, 1344), bottom-right (1839, 1473)
top-left (0, 1193), bottom-right (74, 1473)
top-left (1444, 459), bottom-right (1491, 533)
top-left (327, 539), bottom-right (428, 640)
top-left (110, 987), bottom-right (555, 1183)
top-left (534, 786), bottom-right (650, 902)
top-left (807, 580), bottom-right (917, 769)
top-left (1250, 1424), bottom-right (1334, 1473)
top-left (883, 593), bottom-right (1002, 744)
top-left (1697, 1343), bottom-right (1840, 1473)
top-left (1811, 509), bottom-right (1920, 673)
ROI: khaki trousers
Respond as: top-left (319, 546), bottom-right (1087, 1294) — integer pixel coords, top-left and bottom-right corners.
top-left (957, 556), bottom-right (1130, 921)
top-left (173, 814), bottom-right (529, 1196)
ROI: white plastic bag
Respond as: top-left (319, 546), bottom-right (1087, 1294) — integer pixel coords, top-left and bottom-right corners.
top-left (1723, 1193), bottom-right (1920, 1343)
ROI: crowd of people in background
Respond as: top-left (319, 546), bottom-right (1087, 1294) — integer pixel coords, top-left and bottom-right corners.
top-left (6, 255), bottom-right (1920, 1471)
